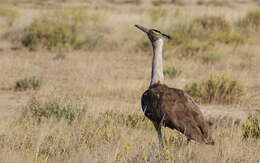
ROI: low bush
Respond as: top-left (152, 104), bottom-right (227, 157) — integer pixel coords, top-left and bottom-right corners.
top-left (24, 96), bottom-right (86, 124)
top-left (168, 17), bottom-right (245, 58)
top-left (185, 74), bottom-right (244, 104)
top-left (22, 16), bottom-right (80, 50)
top-left (15, 76), bottom-right (42, 91)
top-left (242, 112), bottom-right (260, 139)
top-left (21, 8), bottom-right (105, 50)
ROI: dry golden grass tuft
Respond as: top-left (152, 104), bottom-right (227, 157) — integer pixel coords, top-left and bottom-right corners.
top-left (185, 74), bottom-right (245, 104)
top-left (0, 0), bottom-right (259, 162)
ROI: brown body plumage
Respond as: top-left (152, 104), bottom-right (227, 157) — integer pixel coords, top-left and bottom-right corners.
top-left (142, 83), bottom-right (214, 145)
top-left (135, 24), bottom-right (214, 147)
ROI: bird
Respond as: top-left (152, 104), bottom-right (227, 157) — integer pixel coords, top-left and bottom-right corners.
top-left (134, 24), bottom-right (214, 147)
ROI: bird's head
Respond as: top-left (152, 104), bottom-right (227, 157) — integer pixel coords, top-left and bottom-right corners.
top-left (134, 24), bottom-right (171, 42)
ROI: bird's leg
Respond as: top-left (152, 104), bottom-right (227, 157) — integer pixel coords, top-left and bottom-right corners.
top-left (153, 121), bottom-right (164, 148)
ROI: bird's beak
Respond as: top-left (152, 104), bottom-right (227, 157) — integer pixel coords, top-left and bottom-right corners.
top-left (134, 24), bottom-right (149, 33)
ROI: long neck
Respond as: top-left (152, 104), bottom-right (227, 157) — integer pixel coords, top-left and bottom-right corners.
top-left (150, 39), bottom-right (164, 86)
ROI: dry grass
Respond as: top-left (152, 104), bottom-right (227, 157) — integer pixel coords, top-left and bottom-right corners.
top-left (0, 0), bottom-right (259, 162)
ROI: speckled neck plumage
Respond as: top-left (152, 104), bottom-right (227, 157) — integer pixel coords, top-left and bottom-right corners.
top-left (150, 39), bottom-right (164, 86)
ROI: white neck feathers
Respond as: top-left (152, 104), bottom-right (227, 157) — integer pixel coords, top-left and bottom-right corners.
top-left (150, 39), bottom-right (164, 86)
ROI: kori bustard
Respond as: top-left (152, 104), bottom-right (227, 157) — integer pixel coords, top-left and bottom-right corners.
top-left (135, 24), bottom-right (214, 147)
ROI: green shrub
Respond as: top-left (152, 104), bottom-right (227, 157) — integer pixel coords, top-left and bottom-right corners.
top-left (242, 112), bottom-right (260, 139)
top-left (202, 53), bottom-right (221, 64)
top-left (169, 17), bottom-right (241, 54)
top-left (22, 17), bottom-right (78, 50)
top-left (164, 66), bottom-right (182, 78)
top-left (21, 8), bottom-right (105, 50)
top-left (185, 74), bottom-right (244, 104)
top-left (15, 76), bottom-right (42, 91)
top-left (238, 9), bottom-right (260, 31)
top-left (25, 96), bottom-right (86, 124)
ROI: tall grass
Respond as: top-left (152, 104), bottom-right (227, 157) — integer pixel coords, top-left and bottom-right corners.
top-left (0, 1), bottom-right (259, 162)
top-left (238, 9), bottom-right (260, 32)
top-left (0, 96), bottom-right (258, 162)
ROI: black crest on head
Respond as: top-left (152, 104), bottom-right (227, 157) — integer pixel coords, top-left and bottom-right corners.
top-left (151, 29), bottom-right (171, 40)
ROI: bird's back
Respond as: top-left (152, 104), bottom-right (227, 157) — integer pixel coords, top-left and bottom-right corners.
top-left (141, 83), bottom-right (214, 145)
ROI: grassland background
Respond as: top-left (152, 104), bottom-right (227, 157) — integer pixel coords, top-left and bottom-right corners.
top-left (0, 0), bottom-right (259, 162)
